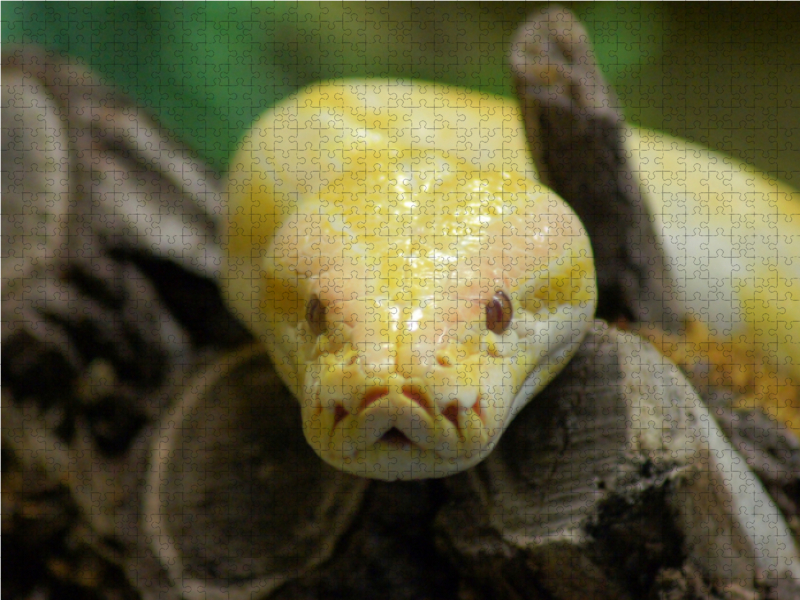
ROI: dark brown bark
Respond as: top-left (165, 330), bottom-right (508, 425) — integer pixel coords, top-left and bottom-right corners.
top-left (509, 6), bottom-right (681, 334)
top-left (2, 45), bottom-right (251, 600)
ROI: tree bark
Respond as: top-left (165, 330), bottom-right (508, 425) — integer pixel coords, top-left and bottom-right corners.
top-left (509, 6), bottom-right (681, 334)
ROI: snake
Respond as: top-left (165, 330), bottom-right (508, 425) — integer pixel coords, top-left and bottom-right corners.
top-left (223, 79), bottom-right (800, 481)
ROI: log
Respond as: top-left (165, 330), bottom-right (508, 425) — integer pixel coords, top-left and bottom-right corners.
top-left (135, 346), bottom-right (369, 600)
top-left (436, 322), bottom-right (800, 598)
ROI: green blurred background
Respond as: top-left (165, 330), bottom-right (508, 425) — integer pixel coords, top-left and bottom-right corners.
top-left (4, 2), bottom-right (798, 185)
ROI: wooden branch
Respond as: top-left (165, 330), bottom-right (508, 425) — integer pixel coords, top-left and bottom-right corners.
top-left (509, 6), bottom-right (681, 333)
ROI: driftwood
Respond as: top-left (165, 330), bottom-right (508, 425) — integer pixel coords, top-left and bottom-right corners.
top-left (2, 45), bottom-right (251, 599)
top-left (4, 9), bottom-right (800, 600)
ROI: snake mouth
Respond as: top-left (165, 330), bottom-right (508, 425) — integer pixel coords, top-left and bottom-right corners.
top-left (300, 386), bottom-right (498, 480)
top-left (379, 427), bottom-right (414, 448)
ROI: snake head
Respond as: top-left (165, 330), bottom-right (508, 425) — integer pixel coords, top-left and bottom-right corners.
top-left (224, 81), bottom-right (596, 480)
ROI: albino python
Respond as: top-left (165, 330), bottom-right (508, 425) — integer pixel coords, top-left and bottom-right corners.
top-left (223, 79), bottom-right (800, 481)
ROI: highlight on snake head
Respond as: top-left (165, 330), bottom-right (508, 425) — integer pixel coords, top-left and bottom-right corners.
top-left (223, 80), bottom-right (597, 480)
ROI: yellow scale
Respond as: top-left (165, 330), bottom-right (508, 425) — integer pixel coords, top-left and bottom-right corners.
top-left (627, 128), bottom-right (800, 430)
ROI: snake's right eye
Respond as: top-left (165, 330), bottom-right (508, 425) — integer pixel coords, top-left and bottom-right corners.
top-left (485, 290), bottom-right (513, 334)
top-left (306, 295), bottom-right (327, 337)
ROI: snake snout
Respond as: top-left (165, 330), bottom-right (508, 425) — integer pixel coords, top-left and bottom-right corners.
top-left (304, 342), bottom-right (508, 479)
top-left (348, 385), bottom-right (435, 416)
top-left (330, 384), bottom-right (435, 429)
top-left (304, 377), bottom-right (496, 479)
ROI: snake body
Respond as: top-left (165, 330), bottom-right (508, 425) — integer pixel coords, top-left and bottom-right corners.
top-left (224, 79), bottom-right (800, 481)
top-left (224, 80), bottom-right (597, 480)
top-left (626, 128), bottom-right (800, 377)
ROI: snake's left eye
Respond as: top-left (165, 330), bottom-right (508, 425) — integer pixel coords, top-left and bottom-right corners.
top-left (485, 290), bottom-right (513, 334)
top-left (306, 295), bottom-right (327, 337)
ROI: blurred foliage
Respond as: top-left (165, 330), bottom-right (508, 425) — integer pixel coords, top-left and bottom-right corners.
top-left (3, 2), bottom-right (798, 184)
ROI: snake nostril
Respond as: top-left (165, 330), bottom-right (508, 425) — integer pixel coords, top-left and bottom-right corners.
top-left (402, 385), bottom-right (432, 414)
top-left (471, 396), bottom-right (483, 422)
top-left (333, 403), bottom-right (348, 427)
top-left (436, 354), bottom-right (454, 367)
top-left (358, 387), bottom-right (389, 412)
top-left (442, 403), bottom-right (459, 428)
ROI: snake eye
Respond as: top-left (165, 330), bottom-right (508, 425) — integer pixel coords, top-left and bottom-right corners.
top-left (306, 295), bottom-right (327, 337)
top-left (485, 290), bottom-right (513, 334)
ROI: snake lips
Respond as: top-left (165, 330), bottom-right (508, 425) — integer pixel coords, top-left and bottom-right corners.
top-left (224, 81), bottom-right (597, 480)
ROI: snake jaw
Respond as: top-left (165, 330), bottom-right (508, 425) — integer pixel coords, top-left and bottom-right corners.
top-left (300, 366), bottom-right (504, 480)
